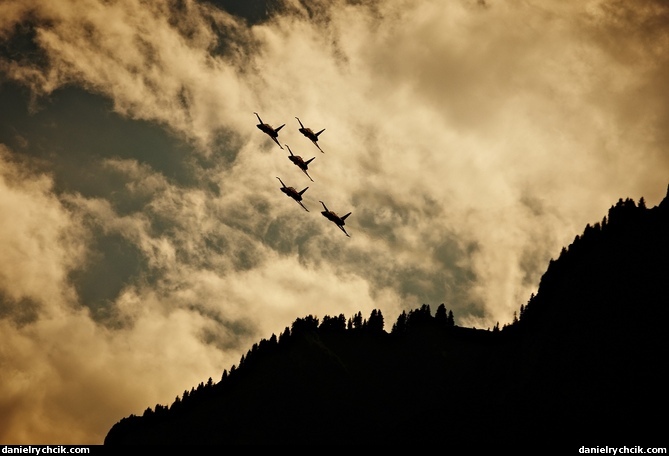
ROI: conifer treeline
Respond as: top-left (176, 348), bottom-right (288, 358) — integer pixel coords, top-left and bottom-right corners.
top-left (509, 192), bottom-right (668, 332)
top-left (135, 302), bottom-right (459, 418)
top-left (112, 187), bottom-right (669, 438)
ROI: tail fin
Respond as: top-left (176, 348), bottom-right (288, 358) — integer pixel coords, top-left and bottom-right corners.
top-left (276, 124), bottom-right (286, 132)
top-left (342, 212), bottom-right (351, 220)
top-left (299, 187), bottom-right (309, 195)
top-left (316, 128), bottom-right (325, 137)
top-left (305, 157), bottom-right (315, 165)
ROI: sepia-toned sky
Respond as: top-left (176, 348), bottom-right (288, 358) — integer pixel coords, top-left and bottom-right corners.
top-left (1, 0), bottom-right (668, 444)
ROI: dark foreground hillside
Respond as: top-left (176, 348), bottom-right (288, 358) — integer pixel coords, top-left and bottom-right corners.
top-left (105, 187), bottom-right (669, 448)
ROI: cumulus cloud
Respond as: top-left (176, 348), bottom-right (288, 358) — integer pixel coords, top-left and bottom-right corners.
top-left (0, 293), bottom-right (227, 444)
top-left (0, 148), bottom-right (230, 443)
top-left (0, 0), bottom-right (253, 152)
top-left (0, 0), bottom-right (668, 444)
top-left (0, 146), bottom-right (84, 317)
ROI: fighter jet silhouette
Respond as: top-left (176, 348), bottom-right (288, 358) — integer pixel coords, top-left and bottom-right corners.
top-left (319, 200), bottom-right (351, 237)
top-left (277, 177), bottom-right (309, 212)
top-left (295, 117), bottom-right (325, 153)
top-left (285, 144), bottom-right (315, 182)
top-left (255, 112), bottom-right (284, 149)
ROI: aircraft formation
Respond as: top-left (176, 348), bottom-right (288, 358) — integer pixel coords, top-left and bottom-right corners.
top-left (255, 112), bottom-right (352, 237)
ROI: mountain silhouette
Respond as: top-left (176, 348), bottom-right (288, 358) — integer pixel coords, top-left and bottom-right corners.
top-left (104, 185), bottom-right (669, 448)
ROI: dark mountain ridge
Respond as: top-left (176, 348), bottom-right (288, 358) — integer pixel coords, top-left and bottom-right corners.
top-left (105, 186), bottom-right (669, 447)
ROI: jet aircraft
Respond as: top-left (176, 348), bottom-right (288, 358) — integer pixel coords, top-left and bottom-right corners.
top-left (277, 177), bottom-right (309, 212)
top-left (295, 117), bottom-right (325, 153)
top-left (255, 112), bottom-right (284, 149)
top-left (319, 200), bottom-right (351, 237)
top-left (285, 144), bottom-right (315, 182)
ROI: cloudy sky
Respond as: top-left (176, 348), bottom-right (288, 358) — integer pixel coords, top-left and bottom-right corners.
top-left (1, 0), bottom-right (667, 444)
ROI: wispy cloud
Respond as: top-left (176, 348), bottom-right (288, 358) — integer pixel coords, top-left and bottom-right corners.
top-left (0, 0), bottom-right (668, 444)
top-left (0, 146), bottom-right (85, 316)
